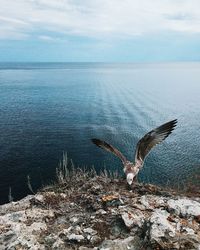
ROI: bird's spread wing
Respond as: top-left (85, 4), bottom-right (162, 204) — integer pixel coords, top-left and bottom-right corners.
top-left (134, 119), bottom-right (177, 163)
top-left (91, 138), bottom-right (127, 164)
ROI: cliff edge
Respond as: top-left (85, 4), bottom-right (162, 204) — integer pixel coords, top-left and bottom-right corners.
top-left (0, 172), bottom-right (200, 250)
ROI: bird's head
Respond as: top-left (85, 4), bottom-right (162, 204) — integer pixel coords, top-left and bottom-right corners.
top-left (126, 173), bottom-right (134, 185)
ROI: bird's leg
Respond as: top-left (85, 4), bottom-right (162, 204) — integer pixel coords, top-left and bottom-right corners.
top-left (127, 183), bottom-right (132, 191)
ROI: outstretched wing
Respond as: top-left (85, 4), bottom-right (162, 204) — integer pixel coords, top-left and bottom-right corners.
top-left (134, 119), bottom-right (177, 163)
top-left (91, 138), bottom-right (127, 164)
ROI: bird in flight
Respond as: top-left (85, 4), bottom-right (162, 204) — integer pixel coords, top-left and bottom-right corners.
top-left (91, 119), bottom-right (177, 185)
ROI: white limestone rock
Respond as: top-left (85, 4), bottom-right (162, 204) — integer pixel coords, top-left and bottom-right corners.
top-left (0, 195), bottom-right (34, 215)
top-left (140, 195), bottom-right (166, 209)
top-left (149, 209), bottom-right (176, 245)
top-left (68, 233), bottom-right (85, 242)
top-left (121, 209), bottom-right (145, 228)
top-left (99, 236), bottom-right (141, 250)
top-left (0, 205), bottom-right (54, 250)
top-left (83, 227), bottom-right (97, 235)
top-left (96, 209), bottom-right (107, 215)
top-left (167, 198), bottom-right (200, 217)
top-left (52, 237), bottom-right (65, 249)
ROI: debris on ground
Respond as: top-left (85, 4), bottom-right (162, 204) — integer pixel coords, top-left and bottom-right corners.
top-left (0, 174), bottom-right (200, 250)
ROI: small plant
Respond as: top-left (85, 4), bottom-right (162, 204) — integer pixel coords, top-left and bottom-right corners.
top-left (30, 152), bottom-right (200, 198)
top-left (8, 186), bottom-right (13, 202)
top-left (27, 175), bottom-right (35, 194)
top-left (56, 152), bottom-right (69, 184)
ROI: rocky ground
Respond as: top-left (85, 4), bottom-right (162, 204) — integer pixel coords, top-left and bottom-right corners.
top-left (0, 170), bottom-right (200, 250)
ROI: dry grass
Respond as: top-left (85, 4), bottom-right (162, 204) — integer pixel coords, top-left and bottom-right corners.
top-left (175, 174), bottom-right (200, 197)
top-left (8, 187), bottom-right (13, 203)
top-left (40, 152), bottom-right (200, 198)
top-left (55, 152), bottom-right (121, 185)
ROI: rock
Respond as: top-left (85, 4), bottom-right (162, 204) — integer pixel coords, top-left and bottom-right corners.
top-left (44, 234), bottom-right (58, 245)
top-left (61, 225), bottom-right (83, 240)
top-left (92, 184), bottom-right (103, 192)
top-left (177, 235), bottom-right (200, 250)
top-left (83, 227), bottom-right (97, 235)
top-left (61, 226), bottom-right (73, 235)
top-left (70, 216), bottom-right (79, 224)
top-left (121, 209), bottom-right (145, 228)
top-left (99, 236), bottom-right (141, 250)
top-left (167, 198), bottom-right (200, 217)
top-left (79, 247), bottom-right (98, 250)
top-left (34, 194), bottom-right (45, 203)
top-left (0, 176), bottom-right (200, 250)
top-left (140, 195), bottom-right (166, 209)
top-left (149, 209), bottom-right (176, 247)
top-left (60, 193), bottom-right (67, 199)
top-left (52, 237), bottom-right (65, 249)
top-left (60, 225), bottom-right (86, 243)
top-left (0, 204), bottom-right (54, 250)
top-left (145, 208), bottom-right (200, 249)
top-left (68, 233), bottom-right (85, 242)
top-left (110, 208), bottom-right (118, 215)
top-left (90, 235), bottom-right (101, 244)
top-left (0, 195), bottom-right (34, 215)
top-left (184, 227), bottom-right (195, 235)
top-left (96, 209), bottom-right (107, 215)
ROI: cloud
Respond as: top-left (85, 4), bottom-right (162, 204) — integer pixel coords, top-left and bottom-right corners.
top-left (38, 35), bottom-right (63, 41)
top-left (0, 0), bottom-right (200, 40)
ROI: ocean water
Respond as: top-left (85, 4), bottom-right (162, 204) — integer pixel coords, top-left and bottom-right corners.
top-left (0, 62), bottom-right (200, 204)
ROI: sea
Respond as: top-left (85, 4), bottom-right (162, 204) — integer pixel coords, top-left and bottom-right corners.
top-left (0, 62), bottom-right (200, 204)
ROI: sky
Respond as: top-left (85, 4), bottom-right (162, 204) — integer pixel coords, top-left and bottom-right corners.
top-left (0, 0), bottom-right (200, 62)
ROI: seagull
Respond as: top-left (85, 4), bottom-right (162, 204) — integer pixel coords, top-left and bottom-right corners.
top-left (91, 119), bottom-right (177, 185)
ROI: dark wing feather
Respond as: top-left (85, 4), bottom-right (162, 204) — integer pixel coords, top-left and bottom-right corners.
top-left (91, 138), bottom-right (127, 164)
top-left (134, 119), bottom-right (177, 163)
